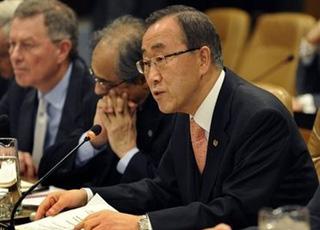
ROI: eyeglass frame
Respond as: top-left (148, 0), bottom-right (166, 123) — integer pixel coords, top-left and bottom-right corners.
top-left (136, 47), bottom-right (200, 75)
top-left (89, 68), bottom-right (126, 90)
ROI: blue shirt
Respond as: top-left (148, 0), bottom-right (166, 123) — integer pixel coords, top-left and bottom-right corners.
top-left (38, 64), bottom-right (72, 149)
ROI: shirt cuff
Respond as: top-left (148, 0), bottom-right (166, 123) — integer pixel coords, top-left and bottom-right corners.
top-left (75, 132), bottom-right (106, 167)
top-left (300, 38), bottom-right (318, 65)
top-left (297, 94), bottom-right (317, 114)
top-left (82, 188), bottom-right (94, 202)
top-left (116, 147), bottom-right (139, 174)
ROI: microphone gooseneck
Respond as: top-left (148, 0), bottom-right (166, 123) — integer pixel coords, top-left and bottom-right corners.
top-left (252, 54), bottom-right (295, 82)
top-left (8, 124), bottom-right (102, 230)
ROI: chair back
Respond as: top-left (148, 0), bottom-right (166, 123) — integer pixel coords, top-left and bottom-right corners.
top-left (205, 7), bottom-right (250, 70)
top-left (236, 13), bottom-right (316, 95)
top-left (308, 110), bottom-right (320, 179)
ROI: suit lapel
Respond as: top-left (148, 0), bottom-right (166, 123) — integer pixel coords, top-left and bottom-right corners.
top-left (17, 89), bottom-right (37, 152)
top-left (200, 69), bottom-right (237, 201)
top-left (55, 60), bottom-right (83, 142)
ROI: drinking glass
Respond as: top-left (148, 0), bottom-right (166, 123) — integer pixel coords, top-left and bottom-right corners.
top-left (0, 138), bottom-right (21, 219)
top-left (258, 205), bottom-right (310, 230)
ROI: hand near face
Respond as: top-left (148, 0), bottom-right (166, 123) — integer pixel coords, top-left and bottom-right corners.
top-left (101, 90), bottom-right (138, 158)
top-left (90, 99), bottom-right (109, 148)
top-left (35, 189), bottom-right (87, 220)
top-left (74, 210), bottom-right (140, 230)
top-left (18, 151), bottom-right (37, 181)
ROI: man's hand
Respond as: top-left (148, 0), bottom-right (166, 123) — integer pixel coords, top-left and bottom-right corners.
top-left (101, 90), bottom-right (138, 158)
top-left (203, 223), bottom-right (232, 230)
top-left (74, 210), bottom-right (140, 230)
top-left (18, 151), bottom-right (37, 181)
top-left (90, 99), bottom-right (109, 148)
top-left (35, 189), bottom-right (87, 220)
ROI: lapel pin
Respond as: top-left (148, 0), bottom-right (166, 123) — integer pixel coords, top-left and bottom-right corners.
top-left (213, 139), bottom-right (219, 147)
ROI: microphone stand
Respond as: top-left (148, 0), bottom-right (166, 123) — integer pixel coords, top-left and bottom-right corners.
top-left (7, 136), bottom-right (91, 230)
top-left (252, 54), bottom-right (294, 82)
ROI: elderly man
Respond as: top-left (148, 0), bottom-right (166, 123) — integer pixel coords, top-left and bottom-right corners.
top-left (40, 15), bottom-right (175, 188)
top-left (36, 5), bottom-right (318, 230)
top-left (0, 0), bottom-right (97, 181)
top-left (0, 0), bottom-right (21, 99)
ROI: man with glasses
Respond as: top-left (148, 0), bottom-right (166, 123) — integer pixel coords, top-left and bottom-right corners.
top-left (0, 0), bottom-right (98, 181)
top-left (36, 5), bottom-right (318, 229)
top-left (40, 15), bottom-right (175, 189)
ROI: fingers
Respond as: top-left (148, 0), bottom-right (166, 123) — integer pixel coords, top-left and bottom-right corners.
top-left (19, 152), bottom-right (36, 180)
top-left (74, 214), bottom-right (100, 230)
top-left (35, 194), bottom-right (59, 219)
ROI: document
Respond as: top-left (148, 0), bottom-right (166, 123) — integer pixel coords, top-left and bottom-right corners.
top-left (16, 193), bottom-right (117, 230)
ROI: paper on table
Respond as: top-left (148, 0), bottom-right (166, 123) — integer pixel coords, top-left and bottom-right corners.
top-left (16, 193), bottom-right (117, 230)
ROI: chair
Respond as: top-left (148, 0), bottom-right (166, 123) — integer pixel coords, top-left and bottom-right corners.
top-left (205, 7), bottom-right (250, 70)
top-left (308, 110), bottom-right (320, 179)
top-left (236, 13), bottom-right (316, 96)
top-left (255, 83), bottom-right (293, 115)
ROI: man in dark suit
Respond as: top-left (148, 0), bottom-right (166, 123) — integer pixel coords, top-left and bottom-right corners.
top-left (0, 0), bottom-right (97, 181)
top-left (36, 5), bottom-right (318, 230)
top-left (39, 15), bottom-right (175, 188)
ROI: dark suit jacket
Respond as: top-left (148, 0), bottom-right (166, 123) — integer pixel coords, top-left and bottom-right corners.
top-left (0, 77), bottom-right (12, 100)
top-left (43, 94), bottom-right (176, 189)
top-left (296, 54), bottom-right (320, 107)
top-left (0, 57), bottom-right (98, 180)
top-left (92, 68), bottom-right (318, 230)
top-left (308, 186), bottom-right (320, 230)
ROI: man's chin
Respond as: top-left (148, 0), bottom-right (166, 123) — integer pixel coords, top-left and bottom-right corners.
top-left (15, 77), bottom-right (31, 88)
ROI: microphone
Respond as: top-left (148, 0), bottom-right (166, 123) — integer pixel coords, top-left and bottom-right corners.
top-left (7, 124), bottom-right (102, 230)
top-left (0, 114), bottom-right (10, 137)
top-left (252, 54), bottom-right (294, 82)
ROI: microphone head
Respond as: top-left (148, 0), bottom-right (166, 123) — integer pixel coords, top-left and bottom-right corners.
top-left (90, 124), bottom-right (102, 136)
top-left (286, 54), bottom-right (294, 62)
top-left (85, 124), bottom-right (102, 141)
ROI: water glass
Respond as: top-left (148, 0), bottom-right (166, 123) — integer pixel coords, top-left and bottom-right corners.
top-left (0, 138), bottom-right (21, 220)
top-left (258, 205), bottom-right (310, 230)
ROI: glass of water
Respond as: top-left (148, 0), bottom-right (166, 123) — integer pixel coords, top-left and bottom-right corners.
top-left (0, 138), bottom-right (21, 220)
top-left (258, 205), bottom-right (310, 230)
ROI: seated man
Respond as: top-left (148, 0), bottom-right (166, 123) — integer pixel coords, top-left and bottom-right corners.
top-left (293, 19), bottom-right (320, 114)
top-left (0, 0), bottom-right (98, 181)
top-left (36, 5), bottom-right (318, 230)
top-left (40, 15), bottom-right (175, 188)
top-left (0, 0), bottom-right (22, 99)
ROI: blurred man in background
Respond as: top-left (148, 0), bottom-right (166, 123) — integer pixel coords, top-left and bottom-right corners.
top-left (0, 0), bottom-right (97, 181)
top-left (0, 0), bottom-right (22, 99)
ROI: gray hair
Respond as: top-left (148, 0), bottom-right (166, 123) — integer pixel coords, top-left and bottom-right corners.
top-left (0, 0), bottom-right (22, 36)
top-left (93, 15), bottom-right (145, 83)
top-left (13, 0), bottom-right (79, 59)
top-left (146, 5), bottom-right (223, 69)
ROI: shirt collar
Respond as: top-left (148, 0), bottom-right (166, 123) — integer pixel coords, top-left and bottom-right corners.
top-left (38, 63), bottom-right (73, 110)
top-left (191, 69), bottom-right (225, 134)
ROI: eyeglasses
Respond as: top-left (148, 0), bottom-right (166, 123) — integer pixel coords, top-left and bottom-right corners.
top-left (136, 47), bottom-right (200, 75)
top-left (89, 68), bottom-right (126, 90)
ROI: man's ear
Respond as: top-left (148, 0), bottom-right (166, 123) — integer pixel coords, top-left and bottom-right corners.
top-left (198, 46), bottom-right (211, 75)
top-left (56, 39), bottom-right (72, 63)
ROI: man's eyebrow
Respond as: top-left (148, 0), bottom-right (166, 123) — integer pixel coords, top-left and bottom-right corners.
top-left (142, 43), bottom-right (166, 56)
